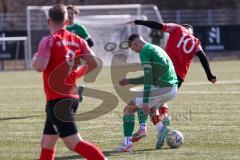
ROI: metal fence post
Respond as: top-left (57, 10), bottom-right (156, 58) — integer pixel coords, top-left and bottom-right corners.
top-left (207, 10), bottom-right (213, 25)
top-left (0, 14), bottom-right (3, 30)
top-left (176, 10), bottom-right (181, 24)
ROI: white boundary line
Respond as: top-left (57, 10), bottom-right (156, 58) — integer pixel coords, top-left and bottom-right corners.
top-left (179, 91), bottom-right (240, 94)
top-left (0, 80), bottom-right (240, 90)
top-left (184, 80), bottom-right (240, 86)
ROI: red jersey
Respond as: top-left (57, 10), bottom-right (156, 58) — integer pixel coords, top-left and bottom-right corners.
top-left (163, 23), bottom-right (202, 81)
top-left (42, 29), bottom-right (85, 101)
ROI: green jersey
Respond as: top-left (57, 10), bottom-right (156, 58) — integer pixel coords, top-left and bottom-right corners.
top-left (129, 43), bottom-right (178, 103)
top-left (67, 23), bottom-right (91, 40)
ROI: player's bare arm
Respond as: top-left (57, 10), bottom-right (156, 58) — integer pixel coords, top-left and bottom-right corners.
top-left (119, 78), bottom-right (130, 86)
top-left (80, 39), bottom-right (98, 76)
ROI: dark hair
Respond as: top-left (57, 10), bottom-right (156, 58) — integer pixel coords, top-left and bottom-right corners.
top-left (128, 34), bottom-right (140, 47)
top-left (48, 4), bottom-right (67, 23)
top-left (67, 5), bottom-right (80, 14)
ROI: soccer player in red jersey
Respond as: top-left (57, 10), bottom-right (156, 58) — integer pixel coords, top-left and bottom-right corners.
top-left (32, 4), bottom-right (106, 160)
top-left (127, 20), bottom-right (217, 145)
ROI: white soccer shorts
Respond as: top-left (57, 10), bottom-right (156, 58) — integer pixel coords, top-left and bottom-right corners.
top-left (134, 86), bottom-right (178, 108)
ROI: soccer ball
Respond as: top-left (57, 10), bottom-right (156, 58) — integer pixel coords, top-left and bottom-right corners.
top-left (166, 130), bottom-right (184, 148)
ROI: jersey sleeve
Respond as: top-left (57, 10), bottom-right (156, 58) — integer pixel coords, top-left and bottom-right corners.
top-left (162, 23), bottom-right (181, 33)
top-left (32, 35), bottom-right (52, 71)
top-left (195, 44), bottom-right (203, 54)
top-left (37, 35), bottom-right (52, 57)
top-left (76, 24), bottom-right (91, 40)
top-left (128, 75), bottom-right (144, 84)
top-left (140, 52), bottom-right (153, 104)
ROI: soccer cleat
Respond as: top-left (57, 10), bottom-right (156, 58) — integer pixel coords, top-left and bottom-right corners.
top-left (132, 128), bottom-right (147, 142)
top-left (156, 117), bottom-right (170, 149)
top-left (77, 86), bottom-right (84, 103)
top-left (115, 144), bottom-right (133, 153)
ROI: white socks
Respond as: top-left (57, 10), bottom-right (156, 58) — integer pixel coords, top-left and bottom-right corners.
top-left (155, 121), bottom-right (164, 132)
top-left (124, 137), bottom-right (132, 146)
top-left (140, 123), bottom-right (147, 130)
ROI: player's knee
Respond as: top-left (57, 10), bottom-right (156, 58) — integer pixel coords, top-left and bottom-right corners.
top-left (150, 114), bottom-right (161, 125)
top-left (67, 144), bottom-right (75, 151)
top-left (62, 134), bottom-right (81, 151)
top-left (41, 139), bottom-right (54, 150)
top-left (124, 100), bottom-right (137, 115)
top-left (124, 105), bottom-right (132, 114)
top-left (64, 140), bottom-right (76, 151)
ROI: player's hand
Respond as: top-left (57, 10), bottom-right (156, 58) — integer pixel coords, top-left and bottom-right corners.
top-left (119, 79), bottom-right (130, 86)
top-left (208, 75), bottom-right (217, 84)
top-left (126, 20), bottom-right (135, 25)
top-left (142, 104), bottom-right (150, 115)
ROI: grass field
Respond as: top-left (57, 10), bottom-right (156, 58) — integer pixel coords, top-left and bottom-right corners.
top-left (0, 60), bottom-right (240, 160)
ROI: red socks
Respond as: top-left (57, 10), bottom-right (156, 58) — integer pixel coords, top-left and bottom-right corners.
top-left (159, 104), bottom-right (169, 118)
top-left (39, 141), bottom-right (105, 160)
top-left (151, 104), bottom-right (169, 125)
top-left (74, 140), bottom-right (105, 160)
top-left (39, 148), bottom-right (55, 160)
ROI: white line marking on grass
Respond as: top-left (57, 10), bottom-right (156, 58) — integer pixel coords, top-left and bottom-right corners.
top-left (184, 80), bottom-right (240, 86)
top-left (0, 80), bottom-right (240, 89)
top-left (179, 91), bottom-right (240, 94)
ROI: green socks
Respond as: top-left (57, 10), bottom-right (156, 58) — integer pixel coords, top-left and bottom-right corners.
top-left (137, 108), bottom-right (148, 124)
top-left (123, 115), bottom-right (135, 137)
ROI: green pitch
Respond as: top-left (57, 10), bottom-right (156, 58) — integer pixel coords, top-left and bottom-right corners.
top-left (0, 60), bottom-right (239, 160)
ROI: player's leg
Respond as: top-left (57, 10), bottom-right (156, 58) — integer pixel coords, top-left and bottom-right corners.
top-left (39, 102), bottom-right (59, 160)
top-left (148, 87), bottom-right (177, 149)
top-left (62, 133), bottom-right (106, 160)
top-left (75, 65), bottom-right (88, 103)
top-left (52, 98), bottom-right (106, 160)
top-left (116, 100), bottom-right (138, 153)
top-left (39, 135), bottom-right (58, 160)
top-left (132, 108), bottom-right (148, 142)
top-left (154, 104), bottom-right (171, 149)
top-left (151, 103), bottom-right (170, 132)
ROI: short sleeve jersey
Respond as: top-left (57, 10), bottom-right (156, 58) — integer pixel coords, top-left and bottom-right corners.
top-left (43, 29), bottom-right (86, 101)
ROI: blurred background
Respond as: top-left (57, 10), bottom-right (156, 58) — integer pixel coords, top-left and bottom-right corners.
top-left (0, 0), bottom-right (240, 69)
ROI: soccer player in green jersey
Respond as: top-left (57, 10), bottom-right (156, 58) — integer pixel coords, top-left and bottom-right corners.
top-left (66, 5), bottom-right (94, 102)
top-left (67, 5), bottom-right (94, 47)
top-left (116, 34), bottom-right (179, 152)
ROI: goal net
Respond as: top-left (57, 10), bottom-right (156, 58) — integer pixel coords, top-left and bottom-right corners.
top-left (26, 4), bottom-right (166, 66)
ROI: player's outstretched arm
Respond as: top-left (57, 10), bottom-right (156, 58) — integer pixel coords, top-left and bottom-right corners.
top-left (127, 19), bottom-right (164, 30)
top-left (119, 78), bottom-right (130, 86)
top-left (81, 40), bottom-right (102, 82)
top-left (128, 76), bottom-right (144, 85)
top-left (196, 50), bottom-right (217, 83)
top-left (119, 76), bottom-right (144, 86)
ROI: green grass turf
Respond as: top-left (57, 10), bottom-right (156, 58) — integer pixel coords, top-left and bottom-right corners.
top-left (0, 60), bottom-right (240, 160)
